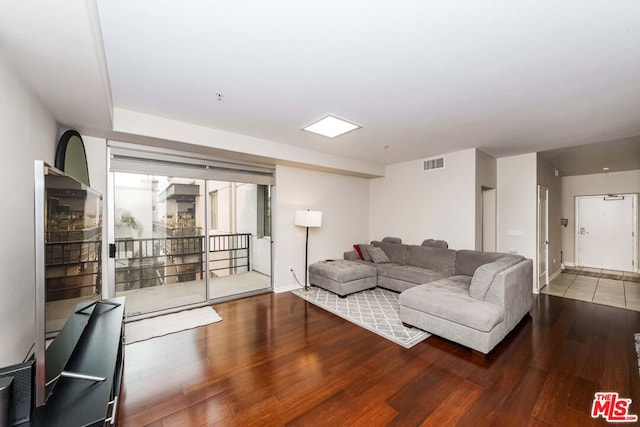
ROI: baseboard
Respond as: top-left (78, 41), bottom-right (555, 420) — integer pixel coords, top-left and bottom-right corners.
top-left (549, 268), bottom-right (562, 281)
top-left (562, 262), bottom-right (576, 268)
top-left (274, 283), bottom-right (303, 293)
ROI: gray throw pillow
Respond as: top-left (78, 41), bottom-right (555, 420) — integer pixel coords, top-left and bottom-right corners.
top-left (366, 247), bottom-right (391, 264)
top-left (359, 244), bottom-right (374, 262)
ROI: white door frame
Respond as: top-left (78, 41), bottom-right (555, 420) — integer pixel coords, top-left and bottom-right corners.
top-left (575, 193), bottom-right (638, 272)
top-left (537, 185), bottom-right (549, 292)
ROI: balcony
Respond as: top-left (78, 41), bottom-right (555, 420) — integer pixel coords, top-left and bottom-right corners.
top-left (114, 232), bottom-right (269, 317)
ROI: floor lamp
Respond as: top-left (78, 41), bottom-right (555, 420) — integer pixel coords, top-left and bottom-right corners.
top-left (294, 210), bottom-right (322, 291)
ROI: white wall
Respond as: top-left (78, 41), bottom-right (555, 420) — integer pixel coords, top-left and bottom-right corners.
top-left (82, 136), bottom-right (109, 296)
top-left (214, 182), bottom-right (233, 234)
top-left (369, 148), bottom-right (477, 249)
top-left (113, 174), bottom-right (154, 238)
top-left (236, 183), bottom-right (258, 235)
top-left (273, 165), bottom-right (369, 291)
top-left (83, 136), bottom-right (107, 195)
top-left (252, 237), bottom-right (271, 276)
top-left (561, 170), bottom-right (640, 267)
top-left (497, 153), bottom-right (537, 290)
top-left (233, 183), bottom-right (272, 276)
top-left (0, 55), bottom-right (57, 366)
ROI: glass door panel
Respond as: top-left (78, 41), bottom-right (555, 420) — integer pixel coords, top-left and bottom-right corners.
top-left (207, 181), bottom-right (271, 299)
top-left (114, 173), bottom-right (207, 317)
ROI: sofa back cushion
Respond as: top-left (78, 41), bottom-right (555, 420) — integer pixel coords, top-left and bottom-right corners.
top-left (406, 246), bottom-right (456, 275)
top-left (469, 256), bottom-right (523, 300)
top-left (455, 250), bottom-right (519, 276)
top-left (421, 239), bottom-right (448, 249)
top-left (372, 241), bottom-right (408, 264)
top-left (382, 236), bottom-right (402, 243)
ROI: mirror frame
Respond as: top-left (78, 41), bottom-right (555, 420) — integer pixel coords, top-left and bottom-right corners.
top-left (55, 130), bottom-right (90, 186)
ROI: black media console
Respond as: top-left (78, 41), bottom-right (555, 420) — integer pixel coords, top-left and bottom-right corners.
top-left (30, 297), bottom-right (125, 426)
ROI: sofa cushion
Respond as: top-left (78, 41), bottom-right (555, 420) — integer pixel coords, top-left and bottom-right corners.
top-left (469, 257), bottom-right (523, 300)
top-left (344, 250), bottom-right (361, 261)
top-left (381, 265), bottom-right (448, 285)
top-left (367, 247), bottom-right (391, 264)
top-left (399, 283), bottom-right (504, 332)
top-left (421, 239), bottom-right (448, 249)
top-left (426, 275), bottom-right (472, 292)
top-left (370, 262), bottom-right (400, 276)
top-left (372, 241), bottom-right (408, 264)
top-left (406, 246), bottom-right (456, 275)
top-left (455, 250), bottom-right (522, 276)
top-left (308, 260), bottom-right (377, 282)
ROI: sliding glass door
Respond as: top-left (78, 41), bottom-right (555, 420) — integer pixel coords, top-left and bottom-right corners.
top-left (207, 181), bottom-right (271, 300)
top-left (110, 169), bottom-right (272, 318)
top-left (113, 173), bottom-right (207, 316)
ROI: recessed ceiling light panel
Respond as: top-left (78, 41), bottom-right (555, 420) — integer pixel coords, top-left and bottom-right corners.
top-left (302, 114), bottom-right (361, 138)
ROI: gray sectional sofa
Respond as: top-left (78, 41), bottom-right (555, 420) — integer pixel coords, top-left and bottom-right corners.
top-left (343, 238), bottom-right (533, 354)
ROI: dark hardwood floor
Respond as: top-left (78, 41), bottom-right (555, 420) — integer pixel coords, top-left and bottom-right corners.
top-left (117, 291), bottom-right (640, 426)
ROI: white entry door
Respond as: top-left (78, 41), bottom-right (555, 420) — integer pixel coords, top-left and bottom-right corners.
top-left (576, 194), bottom-right (637, 272)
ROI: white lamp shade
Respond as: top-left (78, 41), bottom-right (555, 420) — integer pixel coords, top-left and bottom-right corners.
top-left (295, 210), bottom-right (322, 227)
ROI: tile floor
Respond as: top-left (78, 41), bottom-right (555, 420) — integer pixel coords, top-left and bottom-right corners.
top-left (541, 267), bottom-right (640, 311)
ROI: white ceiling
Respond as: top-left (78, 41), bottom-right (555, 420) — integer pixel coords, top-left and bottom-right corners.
top-left (2, 0), bottom-right (640, 171)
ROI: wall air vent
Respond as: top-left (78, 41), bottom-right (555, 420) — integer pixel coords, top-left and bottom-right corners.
top-left (422, 156), bottom-right (445, 171)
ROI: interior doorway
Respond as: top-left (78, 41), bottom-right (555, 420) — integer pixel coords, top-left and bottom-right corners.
top-left (575, 194), bottom-right (637, 272)
top-left (537, 186), bottom-right (549, 292)
top-left (481, 187), bottom-right (496, 252)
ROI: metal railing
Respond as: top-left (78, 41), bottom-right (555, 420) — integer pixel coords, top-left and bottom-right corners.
top-left (45, 240), bottom-right (102, 301)
top-left (114, 233), bottom-right (251, 291)
top-left (209, 233), bottom-right (251, 275)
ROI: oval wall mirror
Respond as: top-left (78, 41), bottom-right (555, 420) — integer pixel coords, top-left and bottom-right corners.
top-left (55, 130), bottom-right (90, 186)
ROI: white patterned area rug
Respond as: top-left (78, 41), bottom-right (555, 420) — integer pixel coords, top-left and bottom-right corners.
top-left (292, 287), bottom-right (430, 348)
top-left (125, 306), bottom-right (222, 344)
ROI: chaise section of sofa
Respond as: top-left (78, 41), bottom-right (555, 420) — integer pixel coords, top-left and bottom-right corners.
top-left (399, 252), bottom-right (533, 354)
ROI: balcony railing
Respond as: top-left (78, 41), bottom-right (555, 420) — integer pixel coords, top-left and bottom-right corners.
top-left (209, 233), bottom-right (251, 275)
top-left (114, 233), bottom-right (251, 292)
top-left (45, 239), bottom-right (102, 301)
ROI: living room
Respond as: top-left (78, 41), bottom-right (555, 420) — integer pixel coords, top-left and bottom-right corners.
top-left (1, 1), bottom-right (639, 425)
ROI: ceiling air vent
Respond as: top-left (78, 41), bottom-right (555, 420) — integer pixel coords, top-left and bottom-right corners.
top-left (422, 156), bottom-right (445, 172)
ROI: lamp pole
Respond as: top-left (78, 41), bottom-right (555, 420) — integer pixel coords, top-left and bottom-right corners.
top-left (304, 226), bottom-right (309, 291)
